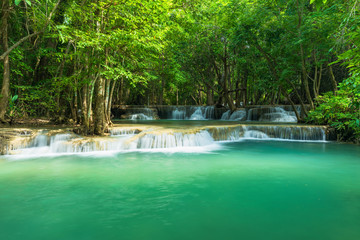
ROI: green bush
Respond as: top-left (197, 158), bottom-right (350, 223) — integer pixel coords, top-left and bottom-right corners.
top-left (307, 76), bottom-right (360, 142)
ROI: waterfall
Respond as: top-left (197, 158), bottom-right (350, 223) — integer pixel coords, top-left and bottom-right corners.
top-left (189, 108), bottom-right (206, 120)
top-left (112, 105), bottom-right (302, 121)
top-left (130, 113), bottom-right (153, 120)
top-left (121, 107), bottom-right (157, 120)
top-left (208, 125), bottom-right (326, 141)
top-left (49, 134), bottom-right (75, 152)
top-left (172, 108), bottom-right (186, 120)
top-left (258, 107), bottom-right (297, 122)
top-left (221, 109), bottom-right (247, 121)
top-left (221, 110), bottom-right (231, 120)
top-left (170, 106), bottom-right (215, 120)
top-left (189, 106), bottom-right (215, 120)
top-left (229, 109), bottom-right (247, 121)
top-left (247, 106), bottom-right (298, 122)
top-left (5, 124), bottom-right (327, 155)
top-left (31, 134), bottom-right (48, 147)
top-left (132, 131), bottom-right (214, 149)
top-left (243, 130), bottom-right (269, 139)
top-left (204, 106), bottom-right (215, 119)
top-left (110, 128), bottom-right (140, 136)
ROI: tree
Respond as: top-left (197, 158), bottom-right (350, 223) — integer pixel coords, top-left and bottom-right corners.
top-left (0, 0), bottom-right (61, 122)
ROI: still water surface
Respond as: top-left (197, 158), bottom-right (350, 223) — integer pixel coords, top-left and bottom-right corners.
top-left (0, 141), bottom-right (359, 240)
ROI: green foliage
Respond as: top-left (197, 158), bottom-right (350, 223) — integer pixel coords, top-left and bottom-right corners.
top-left (8, 95), bottom-right (18, 118)
top-left (13, 85), bottom-right (57, 117)
top-left (309, 11), bottom-right (360, 142)
top-left (3, 0), bottom-right (359, 140)
top-left (307, 76), bottom-right (360, 142)
top-left (15, 0), bottom-right (32, 6)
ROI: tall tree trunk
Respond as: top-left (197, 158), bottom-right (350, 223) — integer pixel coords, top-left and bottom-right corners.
top-left (119, 77), bottom-right (124, 104)
top-left (235, 79), bottom-right (240, 107)
top-left (311, 50), bottom-right (322, 99)
top-left (74, 87), bottom-right (78, 123)
top-left (241, 66), bottom-right (248, 107)
top-left (329, 65), bottom-right (338, 95)
top-left (159, 53), bottom-right (165, 105)
top-left (300, 48), bottom-right (314, 109)
top-left (82, 85), bottom-right (89, 133)
top-left (316, 64), bottom-right (322, 97)
top-left (86, 78), bottom-right (96, 134)
top-left (222, 44), bottom-right (236, 112)
top-left (206, 86), bottom-right (214, 105)
top-left (94, 76), bottom-right (106, 135)
top-left (297, 0), bottom-right (314, 109)
top-left (104, 78), bottom-right (111, 124)
top-left (106, 79), bottom-right (116, 125)
top-left (235, 66), bottom-right (241, 107)
top-left (176, 89), bottom-right (179, 106)
top-left (0, 0), bottom-right (10, 122)
top-left (69, 89), bottom-right (76, 122)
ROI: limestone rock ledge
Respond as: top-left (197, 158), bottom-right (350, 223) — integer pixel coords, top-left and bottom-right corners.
top-left (0, 129), bottom-right (38, 155)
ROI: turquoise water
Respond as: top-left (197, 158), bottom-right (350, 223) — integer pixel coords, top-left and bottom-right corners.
top-left (0, 141), bottom-right (360, 240)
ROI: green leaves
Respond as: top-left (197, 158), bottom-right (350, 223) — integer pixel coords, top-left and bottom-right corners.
top-left (15, 0), bottom-right (32, 6)
top-left (310, 0), bottom-right (328, 5)
top-left (11, 95), bottom-right (18, 102)
top-left (307, 75), bottom-right (360, 142)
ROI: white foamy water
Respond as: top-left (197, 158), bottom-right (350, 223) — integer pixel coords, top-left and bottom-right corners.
top-left (170, 106), bottom-right (215, 120)
top-left (243, 130), bottom-right (269, 139)
top-left (110, 129), bottom-right (138, 136)
top-left (172, 109), bottom-right (186, 120)
top-left (134, 131), bottom-right (214, 149)
top-left (130, 113), bottom-right (153, 120)
top-left (4, 124), bottom-right (327, 157)
top-left (190, 108), bottom-right (206, 120)
top-left (247, 106), bottom-right (299, 123)
top-left (221, 110), bottom-right (231, 120)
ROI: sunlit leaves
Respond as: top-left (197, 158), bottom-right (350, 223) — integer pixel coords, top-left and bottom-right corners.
top-left (308, 75), bottom-right (360, 142)
top-left (15, 0), bottom-right (32, 7)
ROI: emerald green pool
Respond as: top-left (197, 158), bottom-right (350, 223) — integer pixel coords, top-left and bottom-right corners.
top-left (1, 141), bottom-right (360, 240)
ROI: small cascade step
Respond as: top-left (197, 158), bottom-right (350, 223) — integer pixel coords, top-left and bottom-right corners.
top-left (112, 105), bottom-right (227, 120)
top-left (208, 125), bottom-right (326, 141)
top-left (4, 123), bottom-right (328, 155)
top-left (112, 105), bottom-right (304, 122)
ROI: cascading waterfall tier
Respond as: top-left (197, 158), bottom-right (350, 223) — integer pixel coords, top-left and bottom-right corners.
top-left (115, 106), bottom-right (158, 120)
top-left (208, 125), bottom-right (326, 141)
top-left (112, 105), bottom-right (217, 120)
top-left (221, 109), bottom-right (247, 121)
top-left (170, 106), bottom-right (215, 120)
top-left (220, 106), bottom-right (303, 123)
top-left (3, 124), bottom-right (328, 155)
top-left (128, 130), bottom-right (214, 149)
top-left (111, 105), bottom-right (305, 122)
top-left (247, 106), bottom-right (300, 122)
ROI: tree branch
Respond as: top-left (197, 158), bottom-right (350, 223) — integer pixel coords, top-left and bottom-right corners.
top-left (0, 31), bottom-right (42, 61)
top-left (0, 0), bottom-right (61, 61)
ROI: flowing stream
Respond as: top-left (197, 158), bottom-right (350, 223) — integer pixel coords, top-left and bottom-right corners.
top-left (0, 120), bottom-right (359, 240)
